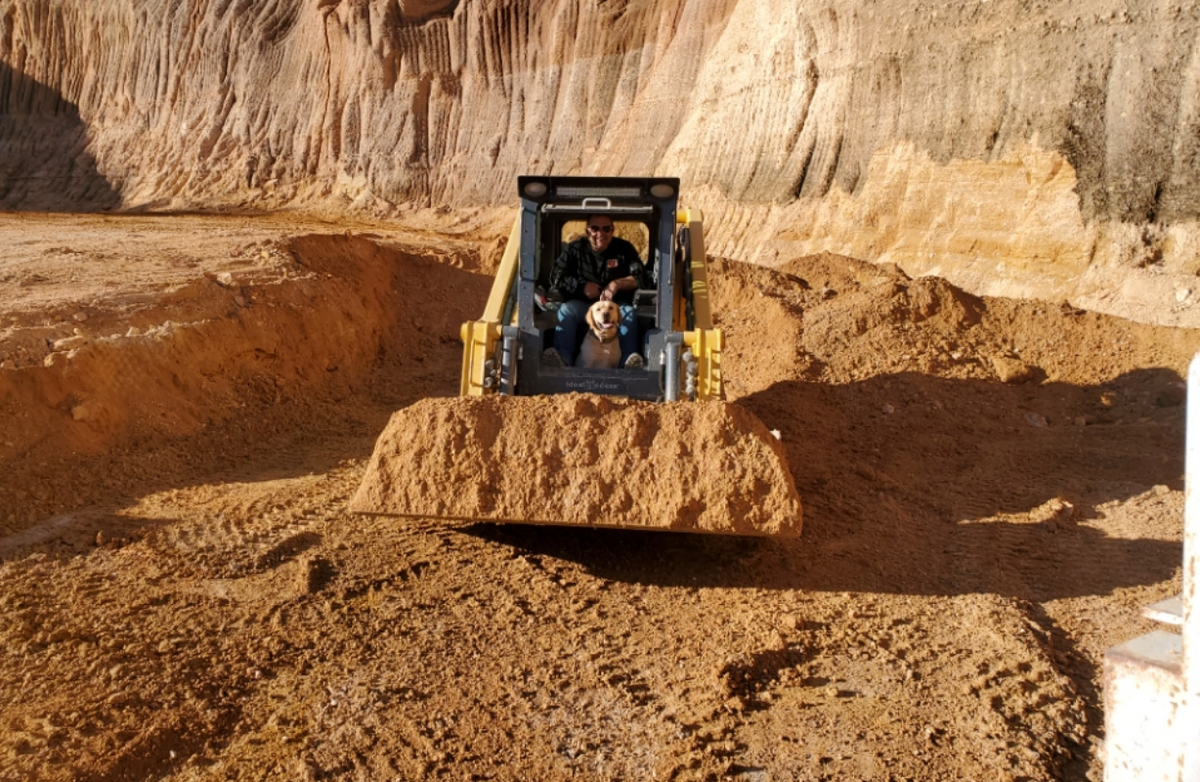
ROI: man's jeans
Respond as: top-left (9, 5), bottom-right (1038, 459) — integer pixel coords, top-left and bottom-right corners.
top-left (554, 299), bottom-right (640, 366)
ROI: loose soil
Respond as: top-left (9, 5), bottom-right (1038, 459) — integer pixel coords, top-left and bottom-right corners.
top-left (0, 213), bottom-right (1195, 782)
top-left (351, 396), bottom-right (801, 537)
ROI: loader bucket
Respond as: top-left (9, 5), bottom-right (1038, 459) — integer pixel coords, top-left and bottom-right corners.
top-left (350, 394), bottom-right (802, 537)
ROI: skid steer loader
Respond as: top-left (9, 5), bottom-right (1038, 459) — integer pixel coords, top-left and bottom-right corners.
top-left (351, 177), bottom-right (801, 536)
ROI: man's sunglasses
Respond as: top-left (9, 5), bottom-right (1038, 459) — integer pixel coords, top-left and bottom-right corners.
top-left (587, 224), bottom-right (614, 233)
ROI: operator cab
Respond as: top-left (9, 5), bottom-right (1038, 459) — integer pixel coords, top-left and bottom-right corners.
top-left (531, 216), bottom-right (658, 344)
top-left (507, 176), bottom-right (683, 400)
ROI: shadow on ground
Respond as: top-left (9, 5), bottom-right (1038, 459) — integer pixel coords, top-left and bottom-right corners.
top-left (463, 367), bottom-right (1186, 603)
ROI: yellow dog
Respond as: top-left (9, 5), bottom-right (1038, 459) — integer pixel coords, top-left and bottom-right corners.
top-left (576, 300), bottom-right (623, 368)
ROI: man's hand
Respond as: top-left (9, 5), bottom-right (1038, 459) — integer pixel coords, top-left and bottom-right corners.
top-left (588, 276), bottom-right (636, 301)
top-left (604, 276), bottom-right (637, 301)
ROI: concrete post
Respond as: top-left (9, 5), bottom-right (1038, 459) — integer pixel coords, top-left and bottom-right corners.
top-left (1182, 352), bottom-right (1200, 781)
top-left (1102, 352), bottom-right (1198, 782)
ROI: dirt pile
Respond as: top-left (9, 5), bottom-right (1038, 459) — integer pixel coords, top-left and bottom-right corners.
top-left (351, 395), bottom-right (802, 536)
top-left (712, 251), bottom-right (1200, 389)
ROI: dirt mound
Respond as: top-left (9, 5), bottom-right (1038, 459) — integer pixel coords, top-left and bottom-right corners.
top-left (0, 217), bottom-right (492, 539)
top-left (351, 395), bottom-right (802, 537)
top-left (712, 251), bottom-right (1200, 388)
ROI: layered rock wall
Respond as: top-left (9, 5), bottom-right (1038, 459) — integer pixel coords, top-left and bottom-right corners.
top-left (2, 0), bottom-right (1199, 323)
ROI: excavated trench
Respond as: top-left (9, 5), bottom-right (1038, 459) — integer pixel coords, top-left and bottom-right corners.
top-left (0, 226), bottom-right (492, 544)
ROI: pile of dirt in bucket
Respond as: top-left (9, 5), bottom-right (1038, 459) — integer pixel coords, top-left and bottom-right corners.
top-left (351, 395), bottom-right (802, 536)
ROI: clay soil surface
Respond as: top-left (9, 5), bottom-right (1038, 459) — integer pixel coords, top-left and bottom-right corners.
top-left (351, 396), bottom-right (802, 537)
top-left (1, 213), bottom-right (1195, 782)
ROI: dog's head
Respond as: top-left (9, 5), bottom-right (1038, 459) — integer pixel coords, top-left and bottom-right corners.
top-left (586, 300), bottom-right (621, 343)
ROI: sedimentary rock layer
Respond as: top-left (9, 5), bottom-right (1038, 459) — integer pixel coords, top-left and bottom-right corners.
top-left (3, 0), bottom-right (1199, 322)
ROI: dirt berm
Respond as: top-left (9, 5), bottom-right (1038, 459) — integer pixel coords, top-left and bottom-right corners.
top-left (351, 394), bottom-right (802, 536)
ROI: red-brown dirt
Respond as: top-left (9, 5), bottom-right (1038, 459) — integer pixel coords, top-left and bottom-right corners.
top-left (0, 214), bottom-right (1194, 782)
top-left (351, 396), bottom-right (802, 537)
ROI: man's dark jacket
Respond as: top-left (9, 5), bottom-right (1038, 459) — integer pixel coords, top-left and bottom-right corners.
top-left (549, 236), bottom-right (648, 304)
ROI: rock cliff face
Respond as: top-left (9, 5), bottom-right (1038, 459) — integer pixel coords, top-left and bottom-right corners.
top-left (2, 0), bottom-right (1198, 323)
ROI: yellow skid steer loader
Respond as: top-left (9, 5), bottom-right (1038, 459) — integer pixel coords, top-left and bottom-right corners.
top-left (352, 177), bottom-right (801, 537)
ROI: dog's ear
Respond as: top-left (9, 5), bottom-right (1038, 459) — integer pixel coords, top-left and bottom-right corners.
top-left (585, 305), bottom-right (597, 332)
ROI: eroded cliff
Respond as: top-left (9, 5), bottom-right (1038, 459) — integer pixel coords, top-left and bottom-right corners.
top-left (2, 0), bottom-right (1199, 323)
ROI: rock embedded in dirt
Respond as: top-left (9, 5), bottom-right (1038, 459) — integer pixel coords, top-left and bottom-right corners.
top-left (1156, 382), bottom-right (1187, 408)
top-left (351, 395), bottom-right (802, 537)
top-left (992, 356), bottom-right (1034, 383)
top-left (1029, 497), bottom-right (1075, 532)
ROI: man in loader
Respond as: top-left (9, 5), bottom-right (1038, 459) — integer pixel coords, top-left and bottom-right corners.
top-left (543, 214), bottom-right (647, 369)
